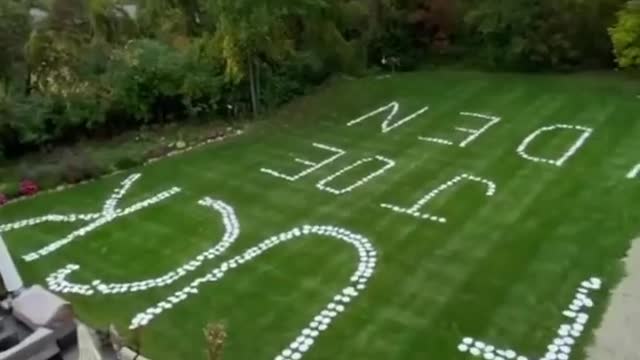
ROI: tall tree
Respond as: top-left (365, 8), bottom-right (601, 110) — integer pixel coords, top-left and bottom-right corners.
top-left (49, 0), bottom-right (90, 34)
top-left (209, 0), bottom-right (319, 116)
top-left (137, 0), bottom-right (201, 38)
top-left (0, 1), bottom-right (31, 91)
top-left (87, 0), bottom-right (136, 43)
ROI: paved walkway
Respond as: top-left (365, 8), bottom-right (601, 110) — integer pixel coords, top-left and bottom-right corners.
top-left (587, 238), bottom-right (640, 360)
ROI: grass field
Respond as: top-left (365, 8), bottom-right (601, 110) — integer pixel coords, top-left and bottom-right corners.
top-left (2, 69), bottom-right (640, 360)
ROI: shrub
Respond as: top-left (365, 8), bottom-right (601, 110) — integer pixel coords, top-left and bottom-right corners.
top-left (610, 2), bottom-right (640, 68)
top-left (256, 51), bottom-right (333, 110)
top-left (114, 156), bottom-right (143, 170)
top-left (182, 44), bottom-right (225, 118)
top-left (143, 145), bottom-right (172, 160)
top-left (0, 93), bottom-right (55, 158)
top-left (57, 150), bottom-right (107, 184)
top-left (58, 91), bottom-right (109, 132)
top-left (0, 182), bottom-right (20, 200)
top-left (0, 193), bottom-right (7, 206)
top-left (20, 180), bottom-right (39, 196)
top-left (461, 0), bottom-right (625, 70)
top-left (18, 162), bottom-right (64, 190)
top-left (0, 84), bottom-right (112, 159)
top-left (16, 150), bottom-right (106, 188)
top-left (181, 67), bottom-right (224, 118)
top-left (369, 18), bottom-right (423, 71)
top-left (105, 39), bottom-right (227, 125)
top-left (108, 40), bottom-right (190, 122)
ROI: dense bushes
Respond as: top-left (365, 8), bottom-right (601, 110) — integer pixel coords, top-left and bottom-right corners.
top-left (15, 149), bottom-right (106, 187)
top-left (107, 39), bottom-right (223, 122)
top-left (0, 39), bottom-right (237, 158)
top-left (363, 0), bottom-right (628, 71)
top-left (0, 32), bottom-right (333, 160)
top-left (0, 1), bottom-right (30, 87)
top-left (457, 0), bottom-right (626, 70)
top-left (1, 0), bottom-right (639, 162)
top-left (0, 93), bottom-right (54, 157)
top-left (368, 13), bottom-right (424, 71)
top-left (0, 82), bottom-right (103, 157)
top-left (610, 1), bottom-right (640, 68)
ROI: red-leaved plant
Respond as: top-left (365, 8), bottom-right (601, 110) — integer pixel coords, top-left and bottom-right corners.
top-left (20, 180), bottom-right (39, 196)
top-left (0, 193), bottom-right (7, 206)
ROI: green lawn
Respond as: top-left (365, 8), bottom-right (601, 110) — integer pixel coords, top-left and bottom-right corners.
top-left (2, 70), bottom-right (640, 360)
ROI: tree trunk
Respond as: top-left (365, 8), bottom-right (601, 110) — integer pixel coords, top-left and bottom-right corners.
top-left (255, 61), bottom-right (261, 110)
top-left (248, 55), bottom-right (258, 118)
top-left (365, 0), bottom-right (382, 66)
top-left (1, 77), bottom-right (8, 96)
top-left (367, 0), bottom-right (382, 40)
top-left (25, 64), bottom-right (32, 95)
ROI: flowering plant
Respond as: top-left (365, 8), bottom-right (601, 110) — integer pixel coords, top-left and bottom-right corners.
top-left (20, 180), bottom-right (39, 196)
